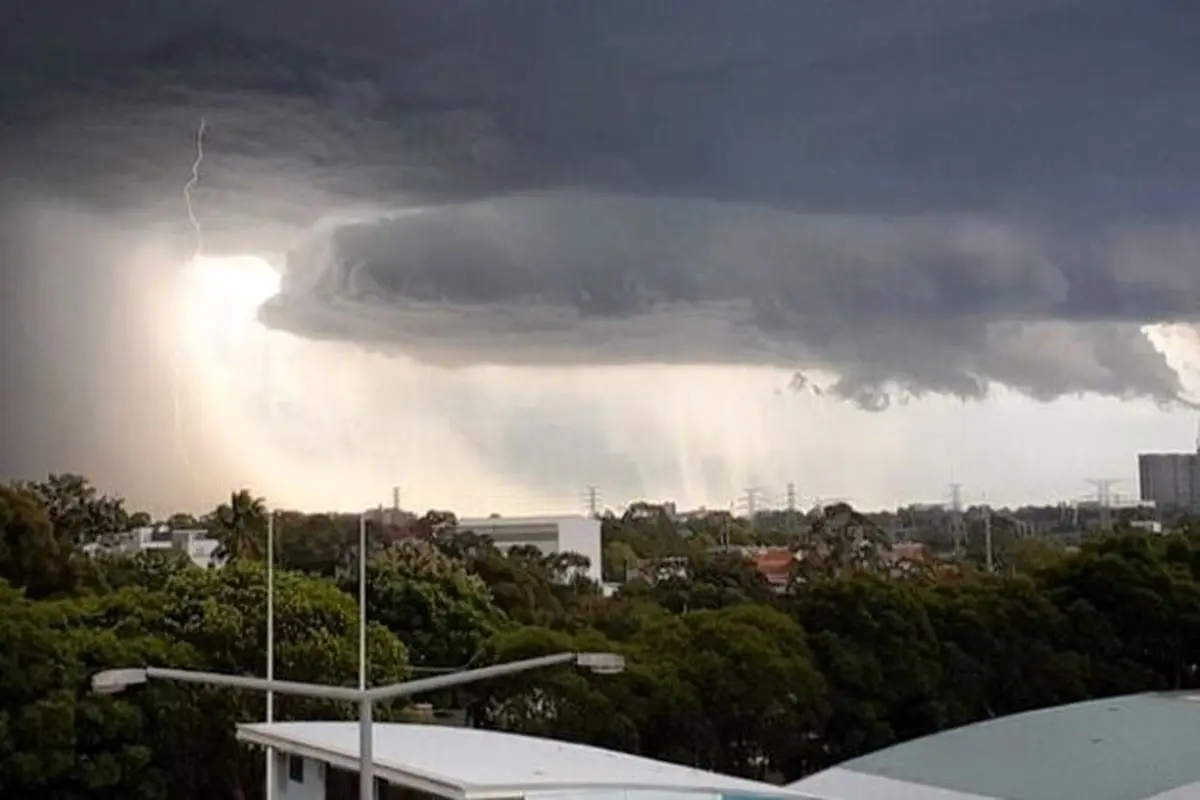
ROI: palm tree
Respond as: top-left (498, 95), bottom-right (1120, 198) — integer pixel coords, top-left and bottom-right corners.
top-left (210, 489), bottom-right (268, 563)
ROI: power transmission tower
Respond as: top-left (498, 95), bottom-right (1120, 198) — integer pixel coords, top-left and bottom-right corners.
top-left (1085, 478), bottom-right (1119, 532)
top-left (981, 504), bottom-right (994, 573)
top-left (786, 483), bottom-right (798, 513)
top-left (740, 486), bottom-right (765, 534)
top-left (949, 482), bottom-right (964, 514)
top-left (947, 483), bottom-right (966, 553)
top-left (585, 485), bottom-right (600, 517)
top-left (743, 487), bottom-right (761, 517)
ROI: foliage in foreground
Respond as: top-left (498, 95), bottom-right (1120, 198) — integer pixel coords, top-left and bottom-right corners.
top-left (2, 475), bottom-right (1200, 798)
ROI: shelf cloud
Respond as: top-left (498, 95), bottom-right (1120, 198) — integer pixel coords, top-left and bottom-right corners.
top-left (262, 191), bottom-right (1195, 408)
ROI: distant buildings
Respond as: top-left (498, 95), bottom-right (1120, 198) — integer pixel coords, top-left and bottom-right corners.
top-left (752, 549), bottom-right (800, 589)
top-left (1137, 451), bottom-right (1200, 513)
top-left (455, 514), bottom-right (603, 583)
top-left (82, 525), bottom-right (222, 569)
top-left (629, 542), bottom-right (929, 593)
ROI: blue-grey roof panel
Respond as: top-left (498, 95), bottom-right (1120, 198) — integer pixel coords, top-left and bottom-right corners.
top-left (818, 693), bottom-right (1200, 800)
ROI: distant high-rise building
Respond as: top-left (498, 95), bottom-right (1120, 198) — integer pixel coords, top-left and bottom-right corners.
top-left (1138, 452), bottom-right (1200, 512)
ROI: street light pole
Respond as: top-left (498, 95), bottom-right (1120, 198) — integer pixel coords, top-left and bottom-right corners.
top-left (357, 509), bottom-right (373, 798)
top-left (358, 512), bottom-right (368, 693)
top-left (92, 652), bottom-right (625, 800)
top-left (984, 506), bottom-right (994, 574)
top-left (265, 511), bottom-right (276, 800)
top-left (357, 509), bottom-right (374, 797)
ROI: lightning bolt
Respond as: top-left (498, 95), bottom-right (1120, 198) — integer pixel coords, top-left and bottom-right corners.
top-left (174, 117), bottom-right (208, 490)
top-left (184, 117), bottom-right (207, 254)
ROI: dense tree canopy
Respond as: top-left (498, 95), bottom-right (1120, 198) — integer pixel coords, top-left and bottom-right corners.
top-left (2, 475), bottom-right (1198, 798)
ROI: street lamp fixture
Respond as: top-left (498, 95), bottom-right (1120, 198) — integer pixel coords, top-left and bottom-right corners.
top-left (92, 668), bottom-right (150, 695)
top-left (575, 652), bottom-right (626, 674)
top-left (91, 650), bottom-right (625, 800)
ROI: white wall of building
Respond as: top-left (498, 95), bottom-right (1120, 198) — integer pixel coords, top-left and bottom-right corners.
top-left (82, 526), bottom-right (221, 569)
top-left (555, 516), bottom-right (603, 583)
top-left (277, 754), bottom-right (329, 800)
top-left (456, 515), bottom-right (603, 583)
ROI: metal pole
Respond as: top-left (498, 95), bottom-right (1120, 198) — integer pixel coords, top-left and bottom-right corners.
top-left (984, 507), bottom-right (994, 574)
top-left (143, 667), bottom-right (365, 701)
top-left (359, 511), bottom-right (370, 800)
top-left (359, 513), bottom-right (368, 692)
top-left (266, 511), bottom-right (276, 800)
top-left (366, 652), bottom-right (578, 703)
top-left (359, 698), bottom-right (374, 800)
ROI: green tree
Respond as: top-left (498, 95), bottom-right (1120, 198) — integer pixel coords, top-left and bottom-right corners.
top-left (0, 582), bottom-right (197, 799)
top-left (622, 550), bottom-right (774, 612)
top-left (792, 502), bottom-right (893, 583)
top-left (924, 576), bottom-right (1088, 726)
top-left (0, 484), bottom-right (77, 598)
top-left (600, 503), bottom-right (691, 562)
top-left (155, 560), bottom-right (411, 797)
top-left (601, 539), bottom-right (637, 582)
top-left (440, 536), bottom-right (598, 626)
top-left (83, 550), bottom-right (195, 594)
top-left (787, 575), bottom-right (945, 768)
top-left (1039, 535), bottom-right (1200, 694)
top-left (209, 490), bottom-right (268, 563)
top-left (15, 473), bottom-right (131, 545)
top-left (632, 604), bottom-right (828, 779)
top-left (467, 626), bottom-right (642, 753)
top-left (274, 511), bottom-right (353, 576)
top-left (337, 542), bottom-right (502, 668)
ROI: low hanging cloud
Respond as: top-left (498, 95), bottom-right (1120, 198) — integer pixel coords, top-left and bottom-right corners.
top-left (260, 191), bottom-right (1195, 409)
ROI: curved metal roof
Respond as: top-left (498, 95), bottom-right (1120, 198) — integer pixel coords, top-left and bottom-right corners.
top-left (788, 693), bottom-right (1200, 800)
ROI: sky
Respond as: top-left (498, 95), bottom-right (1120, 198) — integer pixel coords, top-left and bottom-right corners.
top-left (2, 0), bottom-right (1200, 516)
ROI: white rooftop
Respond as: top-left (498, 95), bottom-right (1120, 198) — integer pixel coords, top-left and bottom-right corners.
top-left (457, 515), bottom-right (593, 528)
top-left (238, 722), bottom-right (817, 800)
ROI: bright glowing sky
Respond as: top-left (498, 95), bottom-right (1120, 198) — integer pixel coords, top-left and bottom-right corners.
top-left (167, 253), bottom-right (1200, 517)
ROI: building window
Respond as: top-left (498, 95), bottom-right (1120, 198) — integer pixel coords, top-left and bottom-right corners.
top-left (288, 755), bottom-right (305, 784)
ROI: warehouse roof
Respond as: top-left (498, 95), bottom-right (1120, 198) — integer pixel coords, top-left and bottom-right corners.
top-left (239, 721), bottom-right (818, 800)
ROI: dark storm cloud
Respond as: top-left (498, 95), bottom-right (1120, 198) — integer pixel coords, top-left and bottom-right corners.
top-left (261, 192), bottom-right (1193, 406)
top-left (3, 0), bottom-right (1200, 461)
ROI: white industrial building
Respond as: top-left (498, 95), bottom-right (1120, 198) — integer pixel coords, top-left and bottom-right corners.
top-left (81, 526), bottom-right (221, 569)
top-left (456, 515), bottom-right (602, 583)
top-left (239, 721), bottom-right (817, 800)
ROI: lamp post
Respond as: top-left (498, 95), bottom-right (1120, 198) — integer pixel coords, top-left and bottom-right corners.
top-left (265, 510), bottom-right (276, 800)
top-left (357, 509), bottom-right (377, 693)
top-left (356, 509), bottom-right (370, 800)
top-left (92, 651), bottom-right (625, 800)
